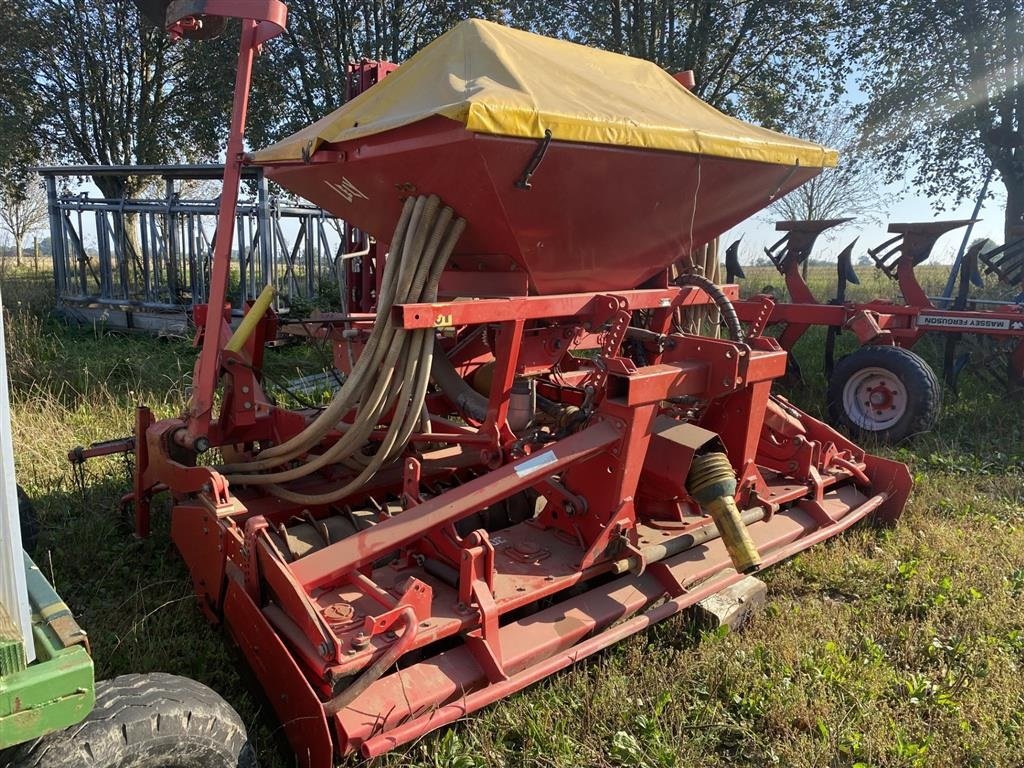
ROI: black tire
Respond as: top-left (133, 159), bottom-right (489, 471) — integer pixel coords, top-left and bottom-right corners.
top-left (4, 673), bottom-right (256, 768)
top-left (17, 486), bottom-right (38, 553)
top-left (826, 345), bottom-right (941, 443)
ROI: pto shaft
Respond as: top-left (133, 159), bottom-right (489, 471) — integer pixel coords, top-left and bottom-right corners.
top-left (686, 452), bottom-right (762, 574)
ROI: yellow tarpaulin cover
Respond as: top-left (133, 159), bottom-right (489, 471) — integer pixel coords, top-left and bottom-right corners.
top-left (253, 19), bottom-right (837, 168)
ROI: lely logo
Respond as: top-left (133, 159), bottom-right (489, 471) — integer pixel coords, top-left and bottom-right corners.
top-left (325, 177), bottom-right (368, 203)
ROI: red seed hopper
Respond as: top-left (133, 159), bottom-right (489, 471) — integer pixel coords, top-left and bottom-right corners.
top-left (254, 19), bottom-right (834, 295)
top-left (102, 4), bottom-right (911, 765)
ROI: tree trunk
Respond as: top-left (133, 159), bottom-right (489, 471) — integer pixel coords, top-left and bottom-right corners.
top-left (611, 0), bottom-right (622, 52)
top-left (93, 174), bottom-right (145, 293)
top-left (13, 236), bottom-right (21, 268)
top-left (1004, 169), bottom-right (1024, 243)
top-left (119, 212), bottom-right (145, 296)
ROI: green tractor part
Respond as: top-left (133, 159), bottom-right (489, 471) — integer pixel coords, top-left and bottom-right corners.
top-left (0, 553), bottom-right (94, 751)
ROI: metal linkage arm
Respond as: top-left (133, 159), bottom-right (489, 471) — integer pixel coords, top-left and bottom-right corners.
top-left (132, 1), bottom-right (288, 438)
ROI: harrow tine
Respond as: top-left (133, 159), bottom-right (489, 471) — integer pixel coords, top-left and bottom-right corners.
top-left (824, 326), bottom-right (838, 379)
top-left (978, 233), bottom-right (1024, 286)
top-left (942, 335), bottom-right (960, 391)
top-left (890, 220), bottom-right (976, 265)
top-left (824, 240), bottom-right (859, 379)
top-left (969, 264), bottom-right (986, 288)
top-left (838, 239), bottom-right (860, 286)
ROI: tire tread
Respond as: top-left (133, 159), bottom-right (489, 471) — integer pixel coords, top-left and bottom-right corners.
top-left (2, 673), bottom-right (255, 768)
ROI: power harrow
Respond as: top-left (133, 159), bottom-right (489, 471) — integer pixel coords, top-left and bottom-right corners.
top-left (73, 2), bottom-right (912, 763)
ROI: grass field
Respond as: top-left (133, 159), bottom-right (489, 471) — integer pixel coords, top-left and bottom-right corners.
top-left (5, 264), bottom-right (1024, 767)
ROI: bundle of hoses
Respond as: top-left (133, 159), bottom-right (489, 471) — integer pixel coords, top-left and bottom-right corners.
top-left (217, 195), bottom-right (466, 505)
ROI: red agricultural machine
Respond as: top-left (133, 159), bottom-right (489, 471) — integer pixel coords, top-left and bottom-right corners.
top-left (74, 2), bottom-right (911, 763)
top-left (729, 219), bottom-right (1024, 442)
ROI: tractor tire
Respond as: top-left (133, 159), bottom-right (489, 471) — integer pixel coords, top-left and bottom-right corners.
top-left (826, 345), bottom-right (941, 444)
top-left (3, 673), bottom-right (256, 768)
top-left (16, 486), bottom-right (38, 553)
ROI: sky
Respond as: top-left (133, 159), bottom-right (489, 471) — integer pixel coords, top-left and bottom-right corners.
top-left (722, 66), bottom-right (1007, 268)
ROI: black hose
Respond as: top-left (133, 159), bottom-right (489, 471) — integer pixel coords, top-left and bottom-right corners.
top-left (674, 272), bottom-right (744, 342)
top-left (430, 340), bottom-right (490, 422)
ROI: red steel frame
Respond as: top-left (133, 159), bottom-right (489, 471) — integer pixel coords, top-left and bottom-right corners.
top-left (733, 221), bottom-right (1024, 379)
top-left (133, 278), bottom-right (911, 763)
top-left (87, 5), bottom-right (913, 764)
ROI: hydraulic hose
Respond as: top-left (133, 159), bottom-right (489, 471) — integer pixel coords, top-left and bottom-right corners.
top-left (323, 607), bottom-right (417, 716)
top-left (429, 340), bottom-right (490, 423)
top-left (674, 272), bottom-right (744, 342)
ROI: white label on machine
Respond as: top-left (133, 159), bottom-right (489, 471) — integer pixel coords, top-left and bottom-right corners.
top-left (916, 313), bottom-right (1012, 331)
top-left (514, 449), bottom-right (558, 478)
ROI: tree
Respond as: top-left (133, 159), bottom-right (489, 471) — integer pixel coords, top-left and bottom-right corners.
top-left (0, 181), bottom-right (48, 268)
top-left (210, 0), bottom-right (849, 146)
top-left (771, 101), bottom-right (889, 229)
top-left (258, 1), bottom-right (509, 134)
top-left (850, 0), bottom-right (1024, 242)
top-left (544, 1), bottom-right (849, 120)
top-left (32, 0), bottom-right (226, 199)
top-left (0, 0), bottom-right (44, 190)
top-left (28, 0), bottom-right (248, 277)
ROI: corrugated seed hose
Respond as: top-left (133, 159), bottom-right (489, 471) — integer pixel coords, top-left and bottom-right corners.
top-left (674, 272), bottom-right (744, 342)
top-left (218, 195), bottom-right (466, 504)
top-left (218, 220), bottom-right (739, 504)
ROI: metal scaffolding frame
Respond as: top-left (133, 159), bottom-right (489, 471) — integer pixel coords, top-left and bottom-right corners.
top-left (39, 164), bottom-right (360, 333)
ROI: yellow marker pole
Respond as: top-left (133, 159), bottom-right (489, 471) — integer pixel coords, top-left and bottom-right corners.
top-left (225, 284), bottom-right (276, 353)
